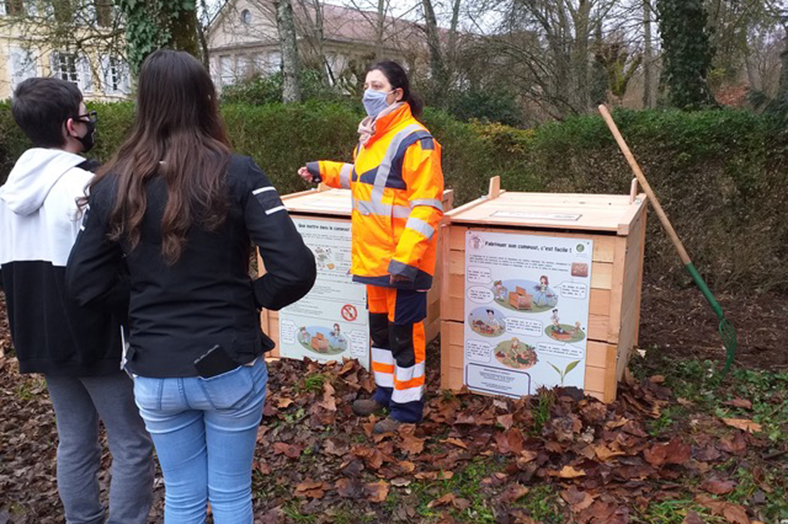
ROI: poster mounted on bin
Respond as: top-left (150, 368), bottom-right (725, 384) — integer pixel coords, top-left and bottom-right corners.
top-left (278, 218), bottom-right (370, 370)
top-left (463, 231), bottom-right (593, 397)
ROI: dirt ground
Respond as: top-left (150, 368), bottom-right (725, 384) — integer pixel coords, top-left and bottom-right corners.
top-left (0, 285), bottom-right (786, 524)
top-left (638, 283), bottom-right (788, 370)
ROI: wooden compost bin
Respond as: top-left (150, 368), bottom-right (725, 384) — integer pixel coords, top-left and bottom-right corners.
top-left (260, 185), bottom-right (454, 359)
top-left (440, 178), bottom-right (648, 402)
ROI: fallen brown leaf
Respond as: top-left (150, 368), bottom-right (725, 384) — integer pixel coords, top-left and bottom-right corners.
top-left (497, 414), bottom-right (514, 430)
top-left (428, 493), bottom-right (455, 508)
top-left (696, 494), bottom-right (751, 524)
top-left (560, 486), bottom-right (594, 513)
top-left (701, 478), bottom-right (737, 495)
top-left (294, 480), bottom-right (326, 499)
top-left (682, 510), bottom-right (705, 524)
top-left (723, 398), bottom-right (753, 410)
top-left (500, 483), bottom-right (530, 504)
top-left (442, 437), bottom-right (468, 450)
top-left (549, 465), bottom-right (586, 479)
top-left (318, 381), bottom-right (337, 412)
top-left (364, 480), bottom-right (390, 503)
top-left (721, 418), bottom-right (762, 433)
top-left (415, 471), bottom-right (454, 481)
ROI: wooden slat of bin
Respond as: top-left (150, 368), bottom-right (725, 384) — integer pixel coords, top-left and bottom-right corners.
top-left (615, 209), bottom-right (647, 379)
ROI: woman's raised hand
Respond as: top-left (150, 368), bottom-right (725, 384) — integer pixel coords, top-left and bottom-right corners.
top-left (297, 166), bottom-right (313, 183)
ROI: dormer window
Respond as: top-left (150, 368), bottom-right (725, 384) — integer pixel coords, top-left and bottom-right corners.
top-left (241, 9), bottom-right (251, 25)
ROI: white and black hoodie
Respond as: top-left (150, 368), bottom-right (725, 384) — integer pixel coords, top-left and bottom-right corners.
top-left (0, 148), bottom-right (124, 376)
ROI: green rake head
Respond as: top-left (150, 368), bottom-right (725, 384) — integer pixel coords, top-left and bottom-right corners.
top-left (685, 263), bottom-right (737, 378)
top-left (719, 317), bottom-right (737, 377)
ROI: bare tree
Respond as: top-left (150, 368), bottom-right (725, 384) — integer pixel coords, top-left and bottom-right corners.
top-left (275, 0), bottom-right (302, 102)
top-left (0, 0), bottom-right (128, 96)
top-left (643, 0), bottom-right (655, 108)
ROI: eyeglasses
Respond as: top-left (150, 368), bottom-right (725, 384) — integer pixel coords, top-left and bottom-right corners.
top-left (74, 110), bottom-right (98, 123)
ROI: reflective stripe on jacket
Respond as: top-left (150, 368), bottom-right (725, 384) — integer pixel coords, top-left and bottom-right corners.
top-left (306, 103), bottom-right (444, 290)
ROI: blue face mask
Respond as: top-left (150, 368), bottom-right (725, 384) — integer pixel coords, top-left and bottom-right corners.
top-left (362, 89), bottom-right (392, 118)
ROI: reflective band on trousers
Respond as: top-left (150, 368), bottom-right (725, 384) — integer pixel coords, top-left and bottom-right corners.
top-left (392, 384), bottom-right (424, 403)
top-left (354, 124), bottom-right (431, 217)
top-left (395, 361), bottom-right (426, 383)
top-left (372, 347), bottom-right (394, 365)
top-left (339, 163), bottom-right (353, 189)
top-left (375, 372), bottom-right (394, 388)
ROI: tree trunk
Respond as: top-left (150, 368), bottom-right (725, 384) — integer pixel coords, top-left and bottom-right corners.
top-left (421, 0), bottom-right (447, 102)
top-left (570, 0), bottom-right (592, 110)
top-left (169, 4), bottom-right (201, 59)
top-left (643, 0), bottom-right (654, 108)
top-left (448, 0), bottom-right (462, 74)
top-left (276, 0), bottom-right (302, 103)
top-left (376, 0), bottom-right (386, 59)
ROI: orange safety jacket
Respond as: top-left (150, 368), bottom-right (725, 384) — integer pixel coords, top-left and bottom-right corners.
top-left (306, 103), bottom-right (444, 290)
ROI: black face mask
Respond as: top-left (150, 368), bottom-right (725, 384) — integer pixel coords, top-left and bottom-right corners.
top-left (76, 119), bottom-right (96, 153)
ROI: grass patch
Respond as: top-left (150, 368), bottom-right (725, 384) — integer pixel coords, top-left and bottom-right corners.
top-left (297, 373), bottom-right (327, 394)
top-left (632, 499), bottom-right (726, 524)
top-left (282, 502), bottom-right (317, 523)
top-left (513, 484), bottom-right (565, 524)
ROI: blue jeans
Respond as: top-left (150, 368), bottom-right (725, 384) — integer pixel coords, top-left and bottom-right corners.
top-left (133, 358), bottom-right (267, 524)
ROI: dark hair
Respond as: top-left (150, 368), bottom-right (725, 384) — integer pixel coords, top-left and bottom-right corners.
top-left (12, 77), bottom-right (83, 148)
top-left (89, 49), bottom-right (231, 265)
top-left (367, 60), bottom-right (423, 118)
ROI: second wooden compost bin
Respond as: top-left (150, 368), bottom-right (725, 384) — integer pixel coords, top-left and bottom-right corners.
top-left (440, 178), bottom-right (648, 402)
top-left (260, 185), bottom-right (453, 366)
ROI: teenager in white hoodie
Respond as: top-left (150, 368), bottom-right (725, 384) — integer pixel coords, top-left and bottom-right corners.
top-left (0, 78), bottom-right (154, 524)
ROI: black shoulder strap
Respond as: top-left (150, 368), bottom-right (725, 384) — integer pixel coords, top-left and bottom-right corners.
top-left (76, 159), bottom-right (102, 173)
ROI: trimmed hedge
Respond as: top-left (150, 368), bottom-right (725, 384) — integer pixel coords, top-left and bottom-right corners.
top-left (1, 102), bottom-right (786, 292)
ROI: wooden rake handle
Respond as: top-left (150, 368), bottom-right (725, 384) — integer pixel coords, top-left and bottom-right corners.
top-left (598, 105), bottom-right (692, 265)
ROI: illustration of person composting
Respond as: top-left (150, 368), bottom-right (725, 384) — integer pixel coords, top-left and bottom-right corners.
top-left (329, 323), bottom-right (348, 350)
top-left (551, 309), bottom-right (565, 334)
top-left (486, 309), bottom-right (502, 332)
top-left (298, 327), bottom-right (309, 344)
top-left (534, 275), bottom-right (552, 307)
top-left (493, 280), bottom-right (508, 301)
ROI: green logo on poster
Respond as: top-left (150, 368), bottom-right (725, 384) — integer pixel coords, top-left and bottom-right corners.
top-left (576, 244), bottom-right (585, 252)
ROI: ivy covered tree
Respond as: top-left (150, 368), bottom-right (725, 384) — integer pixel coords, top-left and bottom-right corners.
top-left (656, 0), bottom-right (716, 109)
top-left (118, 0), bottom-right (201, 74)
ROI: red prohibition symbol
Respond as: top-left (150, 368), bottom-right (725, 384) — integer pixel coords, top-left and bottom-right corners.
top-left (341, 304), bottom-right (358, 322)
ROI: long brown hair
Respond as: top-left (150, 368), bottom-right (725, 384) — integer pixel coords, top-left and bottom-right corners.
top-left (90, 49), bottom-right (231, 265)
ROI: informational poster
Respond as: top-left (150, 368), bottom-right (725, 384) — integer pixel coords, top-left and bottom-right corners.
top-left (463, 231), bottom-right (593, 397)
top-left (278, 218), bottom-right (370, 369)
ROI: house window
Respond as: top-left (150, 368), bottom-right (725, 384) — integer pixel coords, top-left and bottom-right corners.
top-left (266, 51), bottom-right (281, 75)
top-left (101, 55), bottom-right (130, 95)
top-left (219, 55), bottom-right (235, 87)
top-left (9, 48), bottom-right (37, 91)
top-left (3, 0), bottom-right (25, 16)
top-left (52, 52), bottom-right (93, 92)
top-left (241, 9), bottom-right (251, 25)
top-left (237, 55), bottom-right (254, 79)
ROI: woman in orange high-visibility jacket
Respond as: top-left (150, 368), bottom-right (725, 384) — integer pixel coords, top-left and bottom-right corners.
top-left (298, 61), bottom-right (443, 434)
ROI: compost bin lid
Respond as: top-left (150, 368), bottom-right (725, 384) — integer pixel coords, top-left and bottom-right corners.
top-left (283, 188), bottom-right (353, 217)
top-left (447, 192), bottom-right (647, 235)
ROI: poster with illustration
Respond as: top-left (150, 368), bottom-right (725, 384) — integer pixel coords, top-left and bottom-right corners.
top-left (278, 219), bottom-right (370, 369)
top-left (463, 231), bottom-right (593, 398)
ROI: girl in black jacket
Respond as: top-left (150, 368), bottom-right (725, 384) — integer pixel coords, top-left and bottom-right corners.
top-left (67, 50), bottom-right (316, 524)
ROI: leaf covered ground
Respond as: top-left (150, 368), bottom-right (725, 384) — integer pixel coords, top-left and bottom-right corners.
top-left (1, 289), bottom-right (787, 524)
